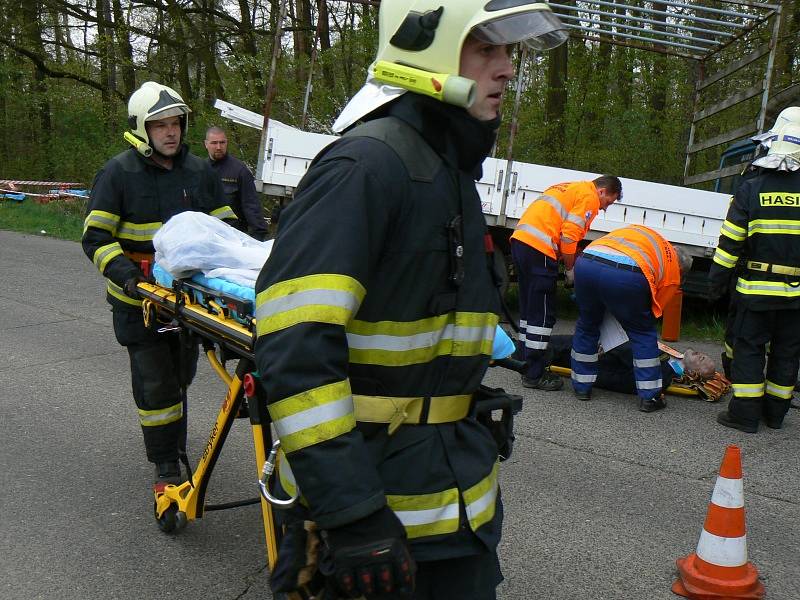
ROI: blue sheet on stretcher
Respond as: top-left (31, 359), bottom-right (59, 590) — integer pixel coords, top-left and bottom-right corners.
top-left (154, 263), bottom-right (255, 302)
top-left (152, 263), bottom-right (515, 359)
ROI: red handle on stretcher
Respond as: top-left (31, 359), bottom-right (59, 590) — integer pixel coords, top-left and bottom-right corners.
top-left (140, 259), bottom-right (151, 279)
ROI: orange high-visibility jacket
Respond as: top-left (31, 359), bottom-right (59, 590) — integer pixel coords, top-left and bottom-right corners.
top-left (588, 225), bottom-right (681, 318)
top-left (510, 181), bottom-right (600, 259)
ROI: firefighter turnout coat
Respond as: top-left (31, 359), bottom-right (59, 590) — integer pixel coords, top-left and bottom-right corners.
top-left (510, 180), bottom-right (601, 259)
top-left (254, 94), bottom-right (502, 562)
top-left (710, 169), bottom-right (800, 310)
top-left (82, 145), bottom-right (235, 310)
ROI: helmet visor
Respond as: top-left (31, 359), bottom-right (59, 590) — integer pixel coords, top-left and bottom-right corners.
top-left (471, 10), bottom-right (567, 51)
top-left (147, 106), bottom-right (189, 121)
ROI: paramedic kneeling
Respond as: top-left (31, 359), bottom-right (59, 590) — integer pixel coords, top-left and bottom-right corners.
top-left (82, 81), bottom-right (235, 492)
top-left (570, 225), bottom-right (692, 411)
top-left (253, 1), bottom-right (568, 598)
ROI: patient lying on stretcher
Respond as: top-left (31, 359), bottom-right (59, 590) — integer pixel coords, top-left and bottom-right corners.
top-left (545, 335), bottom-right (729, 401)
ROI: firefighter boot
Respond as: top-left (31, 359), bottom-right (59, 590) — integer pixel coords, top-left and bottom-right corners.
top-left (762, 394), bottom-right (790, 429)
top-left (153, 460), bottom-right (182, 492)
top-left (717, 395), bottom-right (760, 433)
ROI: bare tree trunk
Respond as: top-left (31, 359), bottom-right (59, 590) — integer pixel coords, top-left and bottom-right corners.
top-left (238, 0), bottom-right (265, 99)
top-left (96, 0), bottom-right (116, 132)
top-left (316, 0), bottom-right (333, 89)
top-left (545, 42), bottom-right (568, 155)
top-left (112, 0), bottom-right (136, 98)
top-left (649, 2), bottom-right (668, 138)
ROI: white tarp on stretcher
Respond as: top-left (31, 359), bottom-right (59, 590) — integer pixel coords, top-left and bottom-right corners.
top-left (154, 212), bottom-right (273, 286)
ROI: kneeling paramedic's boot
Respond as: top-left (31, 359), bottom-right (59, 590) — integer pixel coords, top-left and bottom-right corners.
top-left (639, 394), bottom-right (666, 413)
top-left (521, 371), bottom-right (563, 391)
top-left (322, 506), bottom-right (416, 599)
top-left (153, 460), bottom-right (181, 491)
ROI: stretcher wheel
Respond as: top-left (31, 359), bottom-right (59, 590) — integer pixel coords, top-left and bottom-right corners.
top-left (154, 502), bottom-right (179, 533)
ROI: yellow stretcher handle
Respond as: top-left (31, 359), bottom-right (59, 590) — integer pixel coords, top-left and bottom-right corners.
top-left (548, 365), bottom-right (698, 397)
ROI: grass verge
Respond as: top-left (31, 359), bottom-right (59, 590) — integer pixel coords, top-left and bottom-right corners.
top-left (0, 197), bottom-right (86, 241)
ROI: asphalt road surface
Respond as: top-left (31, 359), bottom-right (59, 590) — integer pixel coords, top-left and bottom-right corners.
top-left (1, 230), bottom-right (798, 600)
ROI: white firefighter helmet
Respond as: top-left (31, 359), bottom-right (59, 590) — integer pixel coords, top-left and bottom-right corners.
top-left (752, 106), bottom-right (800, 147)
top-left (767, 122), bottom-right (800, 158)
top-left (333, 0), bottom-right (566, 133)
top-left (125, 81), bottom-right (191, 156)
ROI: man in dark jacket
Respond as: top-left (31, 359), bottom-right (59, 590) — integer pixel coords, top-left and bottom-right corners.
top-left (82, 81), bottom-right (235, 491)
top-left (204, 126), bottom-right (268, 240)
top-left (253, 1), bottom-right (567, 598)
top-left (709, 122), bottom-right (800, 433)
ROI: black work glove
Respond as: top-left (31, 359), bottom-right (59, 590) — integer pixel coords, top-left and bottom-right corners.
top-left (707, 277), bottom-right (730, 303)
top-left (323, 506), bottom-right (416, 599)
top-left (123, 275), bottom-right (147, 299)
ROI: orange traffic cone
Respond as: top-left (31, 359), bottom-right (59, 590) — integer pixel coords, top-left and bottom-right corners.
top-left (672, 445), bottom-right (764, 599)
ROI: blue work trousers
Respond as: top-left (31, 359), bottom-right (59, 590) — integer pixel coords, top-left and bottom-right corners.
top-left (570, 255), bottom-right (662, 401)
top-left (511, 240), bottom-right (558, 380)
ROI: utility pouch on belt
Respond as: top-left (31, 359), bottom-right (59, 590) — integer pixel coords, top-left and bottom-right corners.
top-left (270, 520), bottom-right (331, 599)
top-left (473, 385), bottom-right (523, 461)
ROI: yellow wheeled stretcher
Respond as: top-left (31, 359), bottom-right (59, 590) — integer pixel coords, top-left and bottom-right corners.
top-left (136, 276), bottom-right (289, 570)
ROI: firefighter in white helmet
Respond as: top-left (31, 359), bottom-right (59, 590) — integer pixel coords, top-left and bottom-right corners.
top-left (255, 1), bottom-right (566, 598)
top-left (711, 122), bottom-right (800, 433)
top-left (82, 81), bottom-right (235, 492)
top-left (719, 106), bottom-right (800, 381)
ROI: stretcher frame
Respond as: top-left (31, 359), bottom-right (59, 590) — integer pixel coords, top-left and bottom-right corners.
top-left (136, 279), bottom-right (281, 569)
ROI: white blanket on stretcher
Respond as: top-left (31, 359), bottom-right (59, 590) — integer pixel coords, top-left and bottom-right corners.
top-left (154, 211), bottom-right (273, 286)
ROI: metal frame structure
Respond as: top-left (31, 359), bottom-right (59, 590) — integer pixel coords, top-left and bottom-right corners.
top-left (545, 1), bottom-right (783, 186)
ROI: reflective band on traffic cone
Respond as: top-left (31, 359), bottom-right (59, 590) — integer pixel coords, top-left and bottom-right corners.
top-left (672, 445), bottom-right (764, 599)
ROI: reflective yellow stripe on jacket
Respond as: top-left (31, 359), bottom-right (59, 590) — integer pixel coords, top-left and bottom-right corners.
top-left (117, 220), bottom-right (162, 242)
top-left (255, 273), bottom-right (366, 337)
top-left (388, 488), bottom-right (460, 539)
top-left (210, 205), bottom-right (237, 221)
top-left (463, 461), bottom-right (499, 531)
top-left (748, 219), bottom-right (800, 236)
top-left (267, 379), bottom-right (356, 453)
top-left (712, 246), bottom-right (738, 269)
top-left (107, 279), bottom-right (142, 307)
top-left (720, 219), bottom-right (746, 242)
top-left (347, 312), bottom-right (498, 366)
top-left (736, 278), bottom-right (800, 297)
top-left (84, 209), bottom-right (119, 235)
top-left (93, 242), bottom-right (124, 273)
